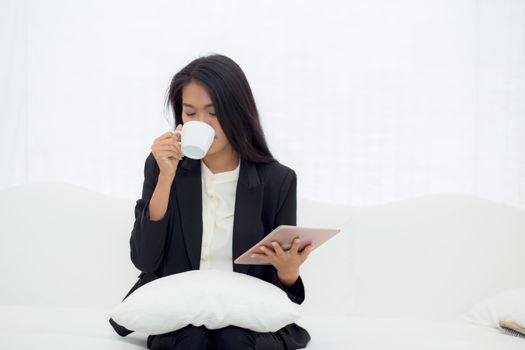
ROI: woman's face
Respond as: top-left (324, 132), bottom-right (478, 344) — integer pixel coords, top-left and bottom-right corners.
top-left (181, 80), bottom-right (233, 158)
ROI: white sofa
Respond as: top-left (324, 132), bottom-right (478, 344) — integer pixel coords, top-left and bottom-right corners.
top-left (1, 182), bottom-right (524, 349)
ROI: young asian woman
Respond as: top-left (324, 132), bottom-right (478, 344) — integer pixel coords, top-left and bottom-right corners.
top-left (126, 54), bottom-right (312, 350)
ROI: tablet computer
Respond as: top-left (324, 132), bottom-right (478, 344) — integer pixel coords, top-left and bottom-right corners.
top-left (234, 225), bottom-right (341, 265)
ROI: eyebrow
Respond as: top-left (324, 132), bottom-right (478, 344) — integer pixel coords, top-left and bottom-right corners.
top-left (182, 103), bottom-right (214, 108)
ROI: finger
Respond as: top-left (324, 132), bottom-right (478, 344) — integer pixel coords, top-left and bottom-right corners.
top-left (152, 144), bottom-right (179, 154)
top-left (170, 124), bottom-right (183, 141)
top-left (250, 252), bottom-right (269, 261)
top-left (157, 135), bottom-right (180, 145)
top-left (259, 245), bottom-right (275, 257)
top-left (291, 237), bottom-right (301, 254)
top-left (250, 253), bottom-right (273, 265)
top-left (155, 142), bottom-right (181, 152)
top-left (155, 143), bottom-right (179, 150)
top-left (154, 131), bottom-right (174, 142)
top-left (300, 244), bottom-right (314, 260)
top-left (155, 131), bottom-right (173, 141)
top-left (158, 136), bottom-right (179, 143)
top-left (170, 130), bottom-right (182, 142)
top-left (154, 146), bottom-right (183, 158)
top-left (155, 149), bottom-right (182, 161)
top-left (271, 241), bottom-right (285, 256)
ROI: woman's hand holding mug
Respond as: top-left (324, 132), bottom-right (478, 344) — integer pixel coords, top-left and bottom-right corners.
top-left (151, 124), bottom-right (183, 178)
top-left (151, 121), bottom-right (216, 178)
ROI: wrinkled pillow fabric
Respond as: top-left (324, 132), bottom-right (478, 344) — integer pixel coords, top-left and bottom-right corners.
top-left (108, 269), bottom-right (301, 334)
top-left (459, 286), bottom-right (525, 333)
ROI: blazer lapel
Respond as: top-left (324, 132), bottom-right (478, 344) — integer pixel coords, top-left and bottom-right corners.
top-left (176, 157), bottom-right (264, 274)
top-left (232, 159), bottom-right (264, 274)
top-left (176, 157), bottom-right (203, 270)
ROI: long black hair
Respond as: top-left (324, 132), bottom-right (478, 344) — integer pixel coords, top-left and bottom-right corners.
top-left (164, 54), bottom-right (275, 163)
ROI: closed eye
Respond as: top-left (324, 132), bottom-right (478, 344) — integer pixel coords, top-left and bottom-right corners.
top-left (185, 111), bottom-right (215, 117)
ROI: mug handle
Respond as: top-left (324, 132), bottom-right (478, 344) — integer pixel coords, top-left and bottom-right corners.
top-left (170, 130), bottom-right (182, 144)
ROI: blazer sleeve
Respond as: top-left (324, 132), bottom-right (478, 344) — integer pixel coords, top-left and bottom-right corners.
top-left (129, 152), bottom-right (171, 273)
top-left (269, 168), bottom-right (306, 305)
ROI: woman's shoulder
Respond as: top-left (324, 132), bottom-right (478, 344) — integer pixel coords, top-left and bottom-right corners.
top-left (252, 159), bottom-right (297, 184)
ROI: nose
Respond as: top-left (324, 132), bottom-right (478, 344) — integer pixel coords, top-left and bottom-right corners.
top-left (196, 113), bottom-right (214, 126)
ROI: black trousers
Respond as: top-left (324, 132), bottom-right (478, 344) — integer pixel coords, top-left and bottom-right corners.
top-left (147, 324), bottom-right (287, 350)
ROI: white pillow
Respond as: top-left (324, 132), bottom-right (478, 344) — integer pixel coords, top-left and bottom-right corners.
top-left (459, 286), bottom-right (525, 330)
top-left (107, 269), bottom-right (301, 334)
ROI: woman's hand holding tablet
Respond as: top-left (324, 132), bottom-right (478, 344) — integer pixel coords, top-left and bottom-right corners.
top-left (234, 225), bottom-right (341, 265)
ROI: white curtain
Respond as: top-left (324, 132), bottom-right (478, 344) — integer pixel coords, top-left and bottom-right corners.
top-left (1, 0), bottom-right (524, 208)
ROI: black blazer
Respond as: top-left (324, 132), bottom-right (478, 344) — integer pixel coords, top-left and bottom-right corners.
top-left (109, 153), bottom-right (311, 349)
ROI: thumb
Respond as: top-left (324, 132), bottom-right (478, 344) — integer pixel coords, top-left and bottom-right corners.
top-left (172, 123), bottom-right (183, 142)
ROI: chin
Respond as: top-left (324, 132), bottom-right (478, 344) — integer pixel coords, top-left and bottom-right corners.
top-left (203, 150), bottom-right (218, 158)
top-left (207, 144), bottom-right (227, 156)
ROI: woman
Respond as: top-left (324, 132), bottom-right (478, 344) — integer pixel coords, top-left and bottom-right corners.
top-left (131, 54), bottom-right (311, 350)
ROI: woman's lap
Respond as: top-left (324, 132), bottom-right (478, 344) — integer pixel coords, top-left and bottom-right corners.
top-left (147, 325), bottom-right (286, 350)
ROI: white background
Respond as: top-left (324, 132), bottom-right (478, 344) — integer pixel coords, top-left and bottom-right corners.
top-left (1, 0), bottom-right (524, 208)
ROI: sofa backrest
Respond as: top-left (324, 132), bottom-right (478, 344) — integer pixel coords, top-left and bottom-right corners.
top-left (298, 194), bottom-right (525, 319)
top-left (1, 183), bottom-right (524, 320)
top-left (0, 183), bottom-right (139, 309)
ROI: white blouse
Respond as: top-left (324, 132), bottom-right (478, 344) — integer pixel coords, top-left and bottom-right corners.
top-left (199, 159), bottom-right (240, 272)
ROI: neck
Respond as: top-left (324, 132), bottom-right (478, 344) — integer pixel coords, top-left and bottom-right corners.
top-left (202, 148), bottom-right (240, 174)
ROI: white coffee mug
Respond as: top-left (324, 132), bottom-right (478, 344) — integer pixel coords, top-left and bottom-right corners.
top-left (171, 121), bottom-right (216, 160)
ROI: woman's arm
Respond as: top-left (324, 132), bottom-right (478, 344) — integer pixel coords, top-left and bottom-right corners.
top-left (149, 172), bottom-right (174, 221)
top-left (267, 168), bottom-right (308, 304)
top-left (129, 153), bottom-right (173, 273)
